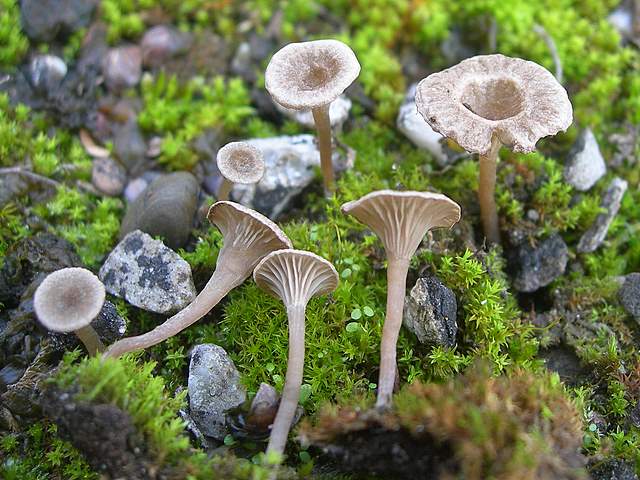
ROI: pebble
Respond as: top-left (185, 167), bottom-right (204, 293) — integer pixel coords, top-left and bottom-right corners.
top-left (20, 0), bottom-right (97, 42)
top-left (591, 459), bottom-right (639, 480)
top-left (511, 234), bottom-right (569, 292)
top-left (103, 46), bottom-right (142, 93)
top-left (123, 171), bottom-right (162, 203)
top-left (141, 25), bottom-right (192, 68)
top-left (188, 344), bottom-right (246, 440)
top-left (99, 230), bottom-right (196, 314)
top-left (275, 95), bottom-right (352, 131)
top-left (29, 55), bottom-right (67, 94)
top-left (403, 275), bottom-right (457, 347)
top-left (91, 157), bottom-right (127, 196)
top-left (563, 128), bottom-right (606, 191)
top-left (577, 177), bottom-right (628, 253)
top-left (619, 272), bottom-right (640, 321)
top-left (113, 120), bottom-right (148, 175)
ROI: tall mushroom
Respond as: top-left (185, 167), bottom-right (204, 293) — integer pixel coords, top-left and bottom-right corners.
top-left (342, 190), bottom-right (460, 408)
top-left (103, 201), bottom-right (292, 359)
top-left (253, 249), bottom-right (338, 456)
top-left (216, 141), bottom-right (265, 201)
top-left (265, 39), bottom-right (360, 194)
top-left (34, 267), bottom-right (106, 356)
top-left (415, 54), bottom-right (572, 244)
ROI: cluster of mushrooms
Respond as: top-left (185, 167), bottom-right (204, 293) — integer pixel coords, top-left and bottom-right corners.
top-left (34, 39), bottom-right (572, 457)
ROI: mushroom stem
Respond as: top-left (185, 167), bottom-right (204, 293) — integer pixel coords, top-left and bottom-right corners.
top-left (311, 103), bottom-right (334, 194)
top-left (74, 325), bottom-right (105, 356)
top-left (103, 264), bottom-right (246, 359)
top-left (478, 135), bottom-right (502, 245)
top-left (376, 257), bottom-right (411, 409)
top-left (267, 304), bottom-right (306, 456)
top-left (217, 178), bottom-right (233, 201)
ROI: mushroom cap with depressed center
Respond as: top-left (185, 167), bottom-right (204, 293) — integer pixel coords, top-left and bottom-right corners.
top-left (34, 267), bottom-right (105, 333)
top-left (265, 39), bottom-right (361, 110)
top-left (216, 142), bottom-right (265, 185)
top-left (253, 249), bottom-right (339, 306)
top-left (415, 54), bottom-right (573, 156)
top-left (341, 190), bottom-right (461, 260)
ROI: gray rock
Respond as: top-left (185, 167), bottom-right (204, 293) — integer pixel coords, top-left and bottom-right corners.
top-left (539, 345), bottom-right (587, 386)
top-left (141, 25), bottom-right (192, 68)
top-left (403, 275), bottom-right (457, 347)
top-left (609, 124), bottom-right (639, 167)
top-left (91, 157), bottom-right (127, 196)
top-left (591, 459), bottom-right (639, 480)
top-left (577, 177), bottom-right (628, 253)
top-left (20, 0), bottom-right (97, 42)
top-left (103, 46), bottom-right (142, 93)
top-left (608, 2), bottom-right (636, 45)
top-left (275, 95), bottom-right (352, 131)
top-left (619, 273), bottom-right (640, 321)
top-left (511, 234), bottom-right (569, 292)
top-left (30, 55), bottom-right (67, 94)
top-left (188, 344), bottom-right (246, 440)
top-left (123, 171), bottom-right (162, 203)
top-left (563, 128), bottom-right (606, 191)
top-left (99, 230), bottom-right (196, 314)
top-left (232, 135), bottom-right (352, 219)
top-left (120, 172), bottom-right (199, 249)
top-left (114, 121), bottom-right (147, 175)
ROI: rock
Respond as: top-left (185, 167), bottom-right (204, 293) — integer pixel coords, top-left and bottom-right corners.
top-left (161, 32), bottom-right (229, 80)
top-left (188, 344), bottom-right (246, 440)
top-left (563, 128), bottom-right (606, 191)
top-left (30, 55), bottom-right (67, 94)
top-left (403, 275), bottom-right (457, 347)
top-left (540, 345), bottom-right (587, 385)
top-left (123, 171), bottom-right (162, 203)
top-left (591, 459), bottom-right (639, 480)
top-left (232, 135), bottom-right (352, 219)
top-left (141, 25), bottom-right (192, 68)
top-left (608, 2), bottom-right (637, 45)
top-left (511, 234), bottom-right (569, 292)
top-left (99, 230), bottom-right (196, 314)
top-left (619, 273), bottom-right (640, 321)
top-left (91, 157), bottom-right (127, 196)
top-left (577, 177), bottom-right (628, 253)
top-left (113, 121), bottom-right (147, 175)
top-left (274, 95), bottom-right (352, 131)
top-left (103, 46), bottom-right (142, 93)
top-left (230, 42), bottom-right (255, 83)
top-left (609, 124), bottom-right (639, 167)
top-left (120, 172), bottom-right (199, 249)
top-left (20, 0), bottom-right (98, 42)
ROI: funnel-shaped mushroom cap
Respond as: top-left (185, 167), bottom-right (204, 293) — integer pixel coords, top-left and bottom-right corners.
top-left (341, 190), bottom-right (461, 260)
top-left (254, 250), bottom-right (338, 306)
top-left (34, 267), bottom-right (106, 332)
top-left (265, 39), bottom-right (361, 110)
top-left (216, 142), bottom-right (265, 185)
top-left (416, 54), bottom-right (573, 155)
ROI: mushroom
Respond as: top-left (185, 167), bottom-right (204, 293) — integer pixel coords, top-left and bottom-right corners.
top-left (341, 190), bottom-right (460, 408)
top-left (265, 39), bottom-right (360, 194)
top-left (415, 54), bottom-right (572, 244)
top-left (103, 201), bottom-right (292, 359)
top-left (253, 249), bottom-right (338, 456)
top-left (216, 141), bottom-right (265, 201)
top-left (34, 267), bottom-right (106, 355)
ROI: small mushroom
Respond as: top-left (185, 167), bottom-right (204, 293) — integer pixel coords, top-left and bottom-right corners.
top-left (342, 190), bottom-right (460, 408)
top-left (103, 202), bottom-right (292, 359)
top-left (415, 54), bottom-right (572, 244)
top-left (34, 267), bottom-right (106, 356)
top-left (216, 141), bottom-right (265, 201)
top-left (265, 39), bottom-right (360, 194)
top-left (253, 249), bottom-right (339, 456)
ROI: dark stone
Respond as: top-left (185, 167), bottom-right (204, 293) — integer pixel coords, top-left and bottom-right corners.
top-left (590, 459), bottom-right (639, 480)
top-left (141, 25), bottom-right (192, 68)
top-left (92, 157), bottom-right (127, 196)
top-left (113, 120), bottom-right (148, 175)
top-left (21, 0), bottom-right (98, 42)
top-left (540, 345), bottom-right (588, 385)
top-left (619, 273), bottom-right (640, 321)
top-left (627, 400), bottom-right (640, 429)
top-left (510, 234), bottom-right (569, 292)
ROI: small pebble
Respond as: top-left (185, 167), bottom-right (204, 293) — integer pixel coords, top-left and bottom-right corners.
top-left (103, 45), bottom-right (142, 93)
top-left (91, 157), bottom-right (127, 196)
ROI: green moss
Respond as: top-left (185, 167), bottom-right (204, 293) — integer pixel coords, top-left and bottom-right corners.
top-left (0, 0), bottom-right (28, 69)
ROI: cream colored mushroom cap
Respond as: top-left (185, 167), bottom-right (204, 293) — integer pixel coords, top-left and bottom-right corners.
top-left (265, 39), bottom-right (361, 110)
top-left (34, 267), bottom-right (105, 332)
top-left (341, 190), bottom-right (461, 260)
top-left (216, 142), bottom-right (265, 184)
top-left (253, 249), bottom-right (339, 306)
top-left (415, 54), bottom-right (573, 156)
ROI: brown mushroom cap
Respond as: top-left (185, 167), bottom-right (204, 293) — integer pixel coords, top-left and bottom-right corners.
top-left (216, 142), bottom-right (265, 185)
top-left (253, 249), bottom-right (338, 306)
top-left (341, 190), bottom-right (461, 260)
top-left (34, 267), bottom-right (105, 333)
top-left (415, 54), bottom-right (573, 155)
top-left (265, 39), bottom-right (361, 110)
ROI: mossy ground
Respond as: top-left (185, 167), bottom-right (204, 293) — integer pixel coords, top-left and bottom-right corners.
top-left (1, 0), bottom-right (640, 478)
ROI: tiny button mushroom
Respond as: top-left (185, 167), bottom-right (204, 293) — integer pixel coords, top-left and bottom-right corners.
top-left (342, 190), bottom-right (461, 409)
top-left (265, 39), bottom-right (360, 194)
top-left (34, 267), bottom-right (106, 356)
top-left (216, 141), bottom-right (265, 201)
top-left (253, 249), bottom-right (339, 457)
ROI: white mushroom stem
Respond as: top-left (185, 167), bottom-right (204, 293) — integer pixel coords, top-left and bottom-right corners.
top-left (267, 304), bottom-right (306, 455)
top-left (478, 135), bottom-right (502, 245)
top-left (376, 257), bottom-right (410, 409)
top-left (311, 103), bottom-right (334, 194)
top-left (75, 325), bottom-right (105, 356)
top-left (217, 178), bottom-right (233, 201)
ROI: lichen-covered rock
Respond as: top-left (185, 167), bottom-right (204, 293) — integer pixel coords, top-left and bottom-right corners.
top-left (619, 273), bottom-right (640, 321)
top-left (590, 459), bottom-right (639, 480)
top-left (511, 234), bottom-right (569, 292)
top-left (403, 275), bottom-right (457, 347)
top-left (188, 344), bottom-right (246, 440)
top-left (563, 128), bottom-right (607, 191)
top-left (99, 230), bottom-right (196, 314)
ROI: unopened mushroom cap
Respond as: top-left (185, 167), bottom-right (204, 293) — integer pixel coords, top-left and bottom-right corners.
top-left (216, 142), bottom-right (265, 185)
top-left (415, 54), bottom-right (573, 155)
top-left (341, 190), bottom-right (461, 260)
top-left (265, 39), bottom-right (361, 110)
top-left (34, 267), bottom-right (106, 333)
top-left (253, 249), bottom-right (338, 306)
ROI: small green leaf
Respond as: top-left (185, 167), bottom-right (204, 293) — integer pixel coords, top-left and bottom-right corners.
top-left (351, 308), bottom-right (362, 320)
top-left (363, 306), bottom-right (374, 317)
top-left (346, 322), bottom-right (361, 333)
